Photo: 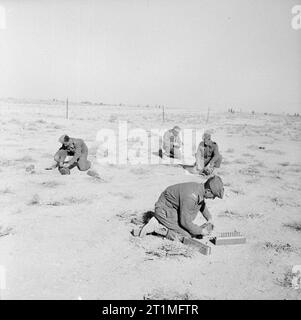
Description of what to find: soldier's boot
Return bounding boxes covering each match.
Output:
[138,217,168,237]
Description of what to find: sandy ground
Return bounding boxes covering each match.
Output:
[0,100,301,300]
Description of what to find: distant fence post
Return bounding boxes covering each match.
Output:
[206,107,210,124]
[162,105,165,122]
[66,98,69,119]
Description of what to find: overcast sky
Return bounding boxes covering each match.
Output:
[0,0,300,112]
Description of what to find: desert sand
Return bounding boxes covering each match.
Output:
[0,100,300,299]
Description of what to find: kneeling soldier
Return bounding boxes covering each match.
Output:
[46,135,91,174]
[138,176,224,242]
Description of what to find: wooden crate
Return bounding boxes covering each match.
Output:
[182,237,212,255]
[210,231,246,245]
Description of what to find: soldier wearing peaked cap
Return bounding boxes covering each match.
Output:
[45,134,91,174]
[194,132,222,175]
[160,126,183,159]
[136,176,224,242]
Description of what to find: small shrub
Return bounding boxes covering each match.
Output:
[283,222,301,232]
[28,194,40,205]
[263,241,295,253]
[41,181,62,188]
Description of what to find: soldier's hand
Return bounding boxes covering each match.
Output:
[205,222,214,231]
[204,164,214,175]
[200,222,214,236]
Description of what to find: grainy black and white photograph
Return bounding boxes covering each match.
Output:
[0,0,301,303]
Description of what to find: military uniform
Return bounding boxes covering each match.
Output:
[162,129,182,159]
[54,138,91,171]
[195,140,222,172]
[154,182,211,241]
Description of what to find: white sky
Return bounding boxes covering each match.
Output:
[0,0,300,112]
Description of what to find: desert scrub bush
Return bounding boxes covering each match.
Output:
[221,159,231,165]
[242,153,254,158]
[0,159,14,167]
[245,212,264,219]
[232,158,246,164]
[271,197,285,207]
[15,155,36,163]
[288,166,301,173]
[27,126,39,131]
[263,241,296,253]
[239,166,261,176]
[230,188,245,195]
[283,222,301,232]
[0,187,14,194]
[116,210,144,223]
[255,161,266,168]
[109,114,118,122]
[25,164,35,173]
[218,209,241,219]
[63,196,90,205]
[268,169,282,179]
[264,149,285,155]
[245,177,260,184]
[41,180,63,188]
[144,289,197,300]
[28,194,41,205]
[219,209,263,220]
[223,181,231,187]
[8,118,21,124]
[145,242,196,259]
[110,192,134,200]
[276,270,296,289]
[37,196,90,207]
[278,162,290,167]
[35,119,46,124]
[0,226,14,237]
[53,124,64,129]
[46,201,64,206]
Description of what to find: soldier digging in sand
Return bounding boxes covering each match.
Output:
[134,175,224,242]
[45,135,91,175]
[160,125,183,159]
[193,132,222,175]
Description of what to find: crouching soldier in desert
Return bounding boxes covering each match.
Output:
[160,125,183,159]
[194,132,222,175]
[137,176,224,242]
[46,135,91,174]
